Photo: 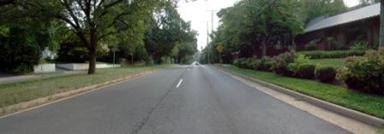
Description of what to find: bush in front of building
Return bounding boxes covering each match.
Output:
[233,58,245,68]
[305,41,318,51]
[288,54,315,79]
[257,57,273,71]
[233,58,259,70]
[350,41,369,51]
[315,66,336,83]
[299,50,365,59]
[271,51,297,76]
[245,58,259,70]
[295,64,316,79]
[337,49,384,95]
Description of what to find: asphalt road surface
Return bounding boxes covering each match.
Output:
[0,65,350,134]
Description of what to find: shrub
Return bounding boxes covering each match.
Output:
[299,50,365,59]
[288,54,314,79]
[271,51,296,76]
[305,41,318,51]
[233,58,258,69]
[295,64,316,79]
[257,57,273,71]
[337,49,384,95]
[288,54,310,72]
[239,58,248,68]
[315,66,336,82]
[327,37,346,50]
[233,58,245,68]
[245,58,259,69]
[350,41,369,51]
[0,25,45,74]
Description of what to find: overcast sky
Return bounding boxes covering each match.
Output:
[177,0,361,50]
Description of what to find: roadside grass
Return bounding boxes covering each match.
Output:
[219,65,384,119]
[0,65,166,108]
[309,58,345,68]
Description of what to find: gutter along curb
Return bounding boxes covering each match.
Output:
[216,66,384,127]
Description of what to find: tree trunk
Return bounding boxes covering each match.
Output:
[88,30,97,74]
[380,0,384,48]
[261,41,267,57]
[131,54,134,65]
[291,37,296,52]
[88,46,96,74]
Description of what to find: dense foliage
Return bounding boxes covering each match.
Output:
[315,66,336,83]
[298,50,366,59]
[200,0,304,64]
[337,49,384,95]
[233,49,384,95]
[0,0,197,74]
[0,21,52,73]
[145,1,197,64]
[199,0,355,64]
[271,52,297,76]
[233,52,334,84]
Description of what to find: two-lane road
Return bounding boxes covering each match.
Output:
[0,65,350,134]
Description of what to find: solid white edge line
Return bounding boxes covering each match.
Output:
[176,79,183,88]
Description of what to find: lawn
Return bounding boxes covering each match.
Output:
[309,58,345,68]
[0,65,166,108]
[219,65,384,119]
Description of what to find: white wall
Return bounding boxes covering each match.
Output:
[34,64,56,73]
[56,64,120,71]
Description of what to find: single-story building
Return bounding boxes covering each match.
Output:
[295,3,380,50]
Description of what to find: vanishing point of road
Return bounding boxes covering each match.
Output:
[0,65,350,134]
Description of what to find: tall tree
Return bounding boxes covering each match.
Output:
[145,1,197,64]
[10,0,159,74]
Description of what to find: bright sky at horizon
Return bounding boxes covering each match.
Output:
[177,0,361,51]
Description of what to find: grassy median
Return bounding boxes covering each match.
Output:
[219,65,384,119]
[0,65,166,108]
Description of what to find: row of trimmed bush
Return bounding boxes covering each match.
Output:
[234,49,384,95]
[298,50,365,59]
[233,52,337,84]
[337,49,384,95]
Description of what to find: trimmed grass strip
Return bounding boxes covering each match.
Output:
[220,65,384,119]
[0,66,166,108]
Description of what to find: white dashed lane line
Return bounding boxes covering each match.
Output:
[176,79,183,88]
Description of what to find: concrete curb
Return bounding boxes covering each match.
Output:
[216,66,384,127]
[0,71,155,119]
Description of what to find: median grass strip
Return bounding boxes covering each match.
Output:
[219,65,384,119]
[0,65,166,109]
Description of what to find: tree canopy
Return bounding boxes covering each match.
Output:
[0,0,198,74]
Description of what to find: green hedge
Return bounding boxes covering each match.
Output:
[233,52,339,84]
[337,49,384,95]
[315,66,336,83]
[298,50,365,59]
[233,50,384,96]
[271,52,296,76]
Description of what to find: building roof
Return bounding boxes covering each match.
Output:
[305,3,380,33]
